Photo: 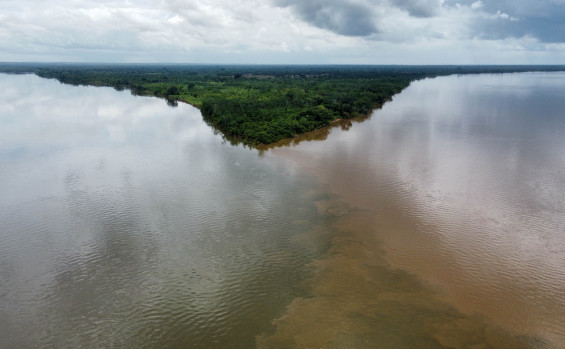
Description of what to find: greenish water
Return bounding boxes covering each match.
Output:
[1,72,564,348]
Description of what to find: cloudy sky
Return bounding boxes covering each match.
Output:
[1,0,564,64]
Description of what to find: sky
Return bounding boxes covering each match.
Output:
[1,0,564,64]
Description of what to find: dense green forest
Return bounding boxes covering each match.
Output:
[1,63,564,144]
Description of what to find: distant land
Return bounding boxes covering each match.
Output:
[1,63,564,145]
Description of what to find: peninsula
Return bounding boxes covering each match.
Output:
[1,64,563,145]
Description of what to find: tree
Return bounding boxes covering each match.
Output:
[166,85,179,96]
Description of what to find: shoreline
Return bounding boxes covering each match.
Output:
[4,64,564,147]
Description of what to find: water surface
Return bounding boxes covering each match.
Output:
[1,72,564,348]
[267,72,565,348]
[0,74,327,348]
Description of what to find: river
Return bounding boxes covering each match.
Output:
[1,72,564,348]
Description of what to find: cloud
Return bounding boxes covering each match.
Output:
[470,1,483,10]
[0,0,564,63]
[446,0,565,43]
[273,0,447,37]
[392,0,443,17]
[0,1,165,53]
[274,0,379,36]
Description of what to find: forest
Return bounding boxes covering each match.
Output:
[1,63,564,145]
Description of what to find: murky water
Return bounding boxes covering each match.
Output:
[1,72,564,348]
[266,72,565,348]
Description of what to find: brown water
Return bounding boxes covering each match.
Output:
[264,72,565,348]
[1,72,564,348]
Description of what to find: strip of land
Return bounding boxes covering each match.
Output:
[1,63,563,145]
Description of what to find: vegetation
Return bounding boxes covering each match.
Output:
[1,63,564,145]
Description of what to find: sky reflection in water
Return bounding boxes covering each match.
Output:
[0,74,324,348]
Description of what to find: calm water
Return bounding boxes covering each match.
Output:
[267,72,565,348]
[1,72,564,348]
[0,74,326,348]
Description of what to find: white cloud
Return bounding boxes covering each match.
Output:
[492,10,519,22]
[470,1,483,10]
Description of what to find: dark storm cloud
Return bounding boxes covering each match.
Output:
[446,0,565,43]
[274,0,379,36]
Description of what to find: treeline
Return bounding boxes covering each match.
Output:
[1,63,563,144]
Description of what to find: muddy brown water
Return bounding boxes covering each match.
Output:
[1,72,564,348]
[264,72,565,348]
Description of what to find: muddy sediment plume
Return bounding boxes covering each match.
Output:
[259,73,565,348]
[257,199,543,349]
